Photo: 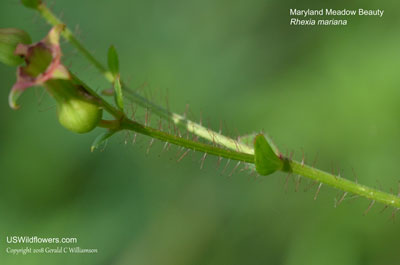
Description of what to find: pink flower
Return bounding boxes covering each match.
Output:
[9,24,70,109]
[8,24,103,133]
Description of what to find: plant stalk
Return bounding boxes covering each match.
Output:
[36,3,252,154]
[31,3,400,209]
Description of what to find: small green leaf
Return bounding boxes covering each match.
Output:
[114,75,124,111]
[107,45,119,78]
[91,131,116,152]
[254,134,283,175]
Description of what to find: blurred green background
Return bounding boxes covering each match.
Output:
[1,0,400,264]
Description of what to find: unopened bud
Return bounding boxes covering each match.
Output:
[46,80,103,134]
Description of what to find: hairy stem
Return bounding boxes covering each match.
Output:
[76,70,400,209]
[30,3,400,209]
[73,75,254,163]
[289,161,400,208]
[121,119,254,163]
[36,3,252,154]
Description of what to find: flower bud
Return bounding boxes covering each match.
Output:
[57,98,102,133]
[0,28,31,66]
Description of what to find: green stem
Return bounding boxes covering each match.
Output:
[289,161,400,208]
[35,3,253,155]
[70,73,123,119]
[121,118,254,163]
[71,75,254,163]
[37,4,114,82]
[30,3,400,209]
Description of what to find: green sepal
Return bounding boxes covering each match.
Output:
[254,134,283,176]
[114,75,124,111]
[107,45,119,78]
[91,130,116,152]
